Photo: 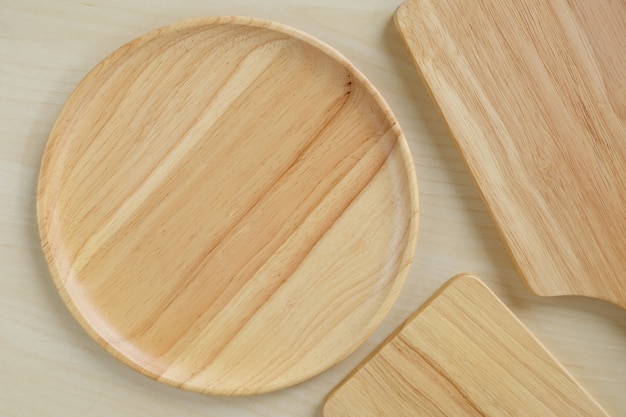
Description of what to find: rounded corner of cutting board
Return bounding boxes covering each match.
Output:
[320,273,612,417]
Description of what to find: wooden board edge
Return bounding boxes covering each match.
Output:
[393,2,571,302]
[322,272,611,416]
[322,272,478,416]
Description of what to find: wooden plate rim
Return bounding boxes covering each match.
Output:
[36,15,420,395]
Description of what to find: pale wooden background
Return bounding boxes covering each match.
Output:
[0,1,624,416]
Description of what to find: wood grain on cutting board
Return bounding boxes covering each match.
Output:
[395,0,626,307]
[324,275,609,417]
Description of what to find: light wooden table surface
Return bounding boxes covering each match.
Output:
[1,1,624,416]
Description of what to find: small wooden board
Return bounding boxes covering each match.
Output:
[395,0,626,307]
[324,274,609,417]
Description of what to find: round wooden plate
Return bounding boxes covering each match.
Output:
[37,16,418,395]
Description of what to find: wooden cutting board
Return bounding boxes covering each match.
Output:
[37,16,419,395]
[324,274,609,417]
[395,0,626,307]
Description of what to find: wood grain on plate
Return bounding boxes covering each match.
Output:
[324,274,610,417]
[395,0,626,307]
[36,16,418,395]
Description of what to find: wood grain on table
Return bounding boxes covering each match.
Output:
[1,1,624,416]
